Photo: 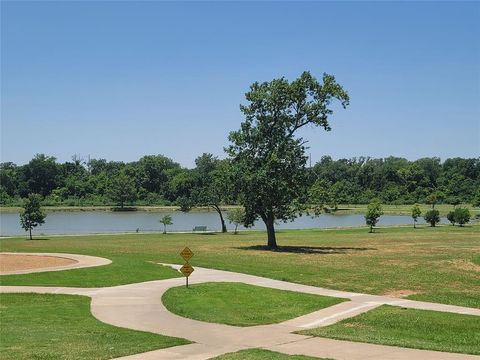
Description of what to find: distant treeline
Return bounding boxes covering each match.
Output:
[1,154,479,207]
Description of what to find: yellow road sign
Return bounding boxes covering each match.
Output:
[180,263,194,277]
[180,247,194,262]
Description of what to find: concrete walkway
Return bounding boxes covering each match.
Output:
[1,263,479,360]
[0,252,112,275]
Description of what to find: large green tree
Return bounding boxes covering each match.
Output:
[19,193,46,240]
[108,170,137,209]
[227,71,349,248]
[20,154,60,197]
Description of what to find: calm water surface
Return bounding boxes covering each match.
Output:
[0,210,445,236]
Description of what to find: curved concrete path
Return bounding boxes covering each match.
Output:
[0,252,112,275]
[1,263,479,360]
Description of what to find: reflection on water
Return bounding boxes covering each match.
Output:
[0,210,446,236]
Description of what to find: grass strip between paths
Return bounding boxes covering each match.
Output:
[212,348,331,359]
[0,293,190,360]
[162,282,347,326]
[297,305,480,355]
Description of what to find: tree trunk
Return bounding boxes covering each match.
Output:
[234,224,238,234]
[163,224,166,234]
[414,220,416,229]
[212,205,227,233]
[265,215,277,249]
[29,227,32,240]
[369,224,373,233]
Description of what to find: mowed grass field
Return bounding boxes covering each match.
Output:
[0,225,479,308]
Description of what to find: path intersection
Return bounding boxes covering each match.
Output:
[1,255,479,360]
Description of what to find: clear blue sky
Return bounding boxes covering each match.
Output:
[1,1,479,167]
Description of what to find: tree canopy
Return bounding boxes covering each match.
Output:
[227,71,349,248]
[1,153,479,215]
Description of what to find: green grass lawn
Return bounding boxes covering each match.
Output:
[162,282,346,326]
[0,293,189,360]
[213,349,329,359]
[1,226,479,308]
[298,305,480,355]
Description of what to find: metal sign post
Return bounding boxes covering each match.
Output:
[180,247,194,288]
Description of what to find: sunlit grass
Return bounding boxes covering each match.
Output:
[1,225,478,307]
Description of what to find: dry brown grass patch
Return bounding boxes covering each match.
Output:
[0,254,77,273]
[383,289,421,297]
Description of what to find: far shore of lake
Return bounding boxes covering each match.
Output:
[1,203,478,217]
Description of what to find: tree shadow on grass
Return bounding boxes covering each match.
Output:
[234,245,376,254]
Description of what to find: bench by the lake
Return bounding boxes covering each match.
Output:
[193,226,208,232]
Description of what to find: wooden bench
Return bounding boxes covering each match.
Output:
[193,226,208,232]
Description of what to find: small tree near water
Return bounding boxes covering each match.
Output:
[159,215,173,234]
[227,208,245,234]
[411,204,422,228]
[365,200,383,233]
[19,193,46,240]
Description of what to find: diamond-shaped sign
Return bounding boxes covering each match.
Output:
[180,247,194,262]
[180,263,194,277]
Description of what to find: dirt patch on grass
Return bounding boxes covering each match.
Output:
[383,289,420,298]
[380,259,419,268]
[444,259,480,273]
[0,254,78,273]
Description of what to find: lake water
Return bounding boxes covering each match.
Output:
[0,210,446,236]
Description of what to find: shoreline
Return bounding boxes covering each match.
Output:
[1,203,478,217]
[1,222,477,239]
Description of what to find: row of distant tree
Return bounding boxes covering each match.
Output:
[1,154,479,208]
[365,201,472,234]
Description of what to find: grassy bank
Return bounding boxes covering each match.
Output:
[0,293,189,360]
[298,305,480,355]
[1,203,478,216]
[1,226,478,308]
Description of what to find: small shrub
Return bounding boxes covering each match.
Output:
[454,207,471,226]
[424,209,440,227]
[447,211,456,226]
[177,197,192,212]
